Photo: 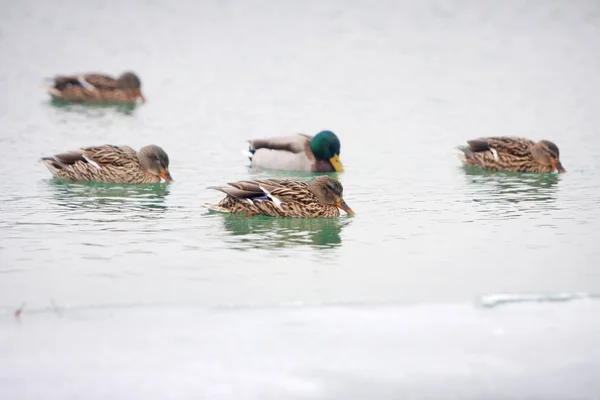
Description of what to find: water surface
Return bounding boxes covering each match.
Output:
[1,0,600,398]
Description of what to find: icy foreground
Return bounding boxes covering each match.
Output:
[1,300,599,399]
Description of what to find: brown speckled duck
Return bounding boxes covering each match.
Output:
[458,137,566,173]
[41,144,172,184]
[247,130,344,172]
[47,71,145,103]
[204,176,354,218]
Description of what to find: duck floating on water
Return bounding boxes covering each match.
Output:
[247,130,344,172]
[47,71,145,103]
[458,137,565,173]
[204,176,354,218]
[41,144,172,184]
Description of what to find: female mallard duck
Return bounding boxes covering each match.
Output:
[47,71,145,103]
[247,130,344,172]
[41,144,173,184]
[204,176,354,218]
[458,137,566,173]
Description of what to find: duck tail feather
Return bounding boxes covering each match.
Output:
[39,157,62,173]
[457,145,473,157]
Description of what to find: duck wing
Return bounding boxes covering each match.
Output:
[467,137,535,157]
[209,179,309,205]
[80,74,121,89]
[74,145,138,167]
[249,134,311,153]
[53,74,119,91]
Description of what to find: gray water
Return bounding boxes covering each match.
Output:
[1,0,600,398]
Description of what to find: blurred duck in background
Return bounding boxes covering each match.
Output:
[47,71,145,103]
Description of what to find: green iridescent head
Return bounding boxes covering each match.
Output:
[310,130,344,172]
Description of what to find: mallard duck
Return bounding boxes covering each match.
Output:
[246,130,344,172]
[458,137,566,173]
[47,71,145,103]
[40,144,173,184]
[204,176,354,218]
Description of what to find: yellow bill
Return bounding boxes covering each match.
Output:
[329,154,344,172]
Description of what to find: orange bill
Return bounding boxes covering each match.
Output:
[136,89,146,103]
[553,160,566,173]
[335,199,354,215]
[159,169,173,182]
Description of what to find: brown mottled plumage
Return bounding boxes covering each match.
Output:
[40,144,173,184]
[458,137,566,173]
[204,176,354,218]
[47,71,145,103]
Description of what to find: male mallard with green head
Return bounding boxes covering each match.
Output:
[458,137,566,173]
[204,176,354,218]
[47,71,145,103]
[247,130,344,172]
[41,144,172,184]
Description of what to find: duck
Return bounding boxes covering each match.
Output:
[246,130,344,172]
[204,176,354,218]
[47,71,145,103]
[40,144,173,184]
[458,137,566,173]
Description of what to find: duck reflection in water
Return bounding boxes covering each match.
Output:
[49,98,138,116]
[462,167,560,219]
[218,214,351,250]
[45,179,170,219]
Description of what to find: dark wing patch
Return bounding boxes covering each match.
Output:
[467,139,491,153]
[53,76,82,90]
[52,151,85,165]
[208,185,263,199]
[210,179,310,202]
[209,179,277,200]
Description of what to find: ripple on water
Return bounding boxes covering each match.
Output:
[41,179,171,221]
[460,167,563,221]
[212,213,353,251]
